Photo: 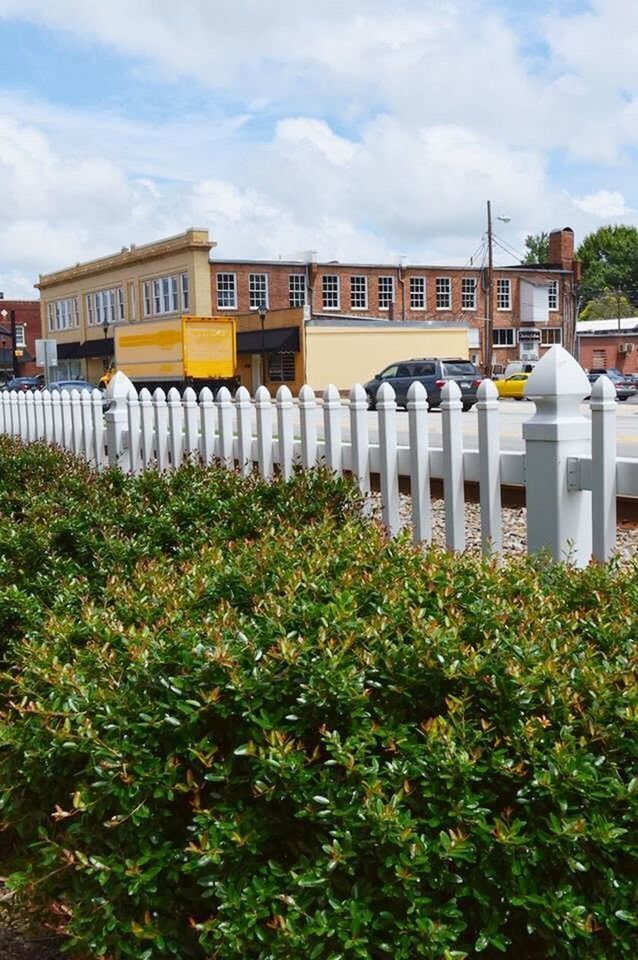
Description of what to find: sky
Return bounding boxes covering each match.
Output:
[0,0,637,298]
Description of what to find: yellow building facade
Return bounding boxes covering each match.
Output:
[36,229,214,382]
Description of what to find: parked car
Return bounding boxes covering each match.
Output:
[2,376,43,393]
[364,358,482,411]
[47,379,111,412]
[586,369,637,402]
[495,372,531,400]
[492,361,537,381]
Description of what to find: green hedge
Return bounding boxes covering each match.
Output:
[0,436,637,959]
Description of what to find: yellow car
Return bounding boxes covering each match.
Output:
[495,372,531,400]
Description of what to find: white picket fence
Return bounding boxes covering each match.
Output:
[1,346,637,567]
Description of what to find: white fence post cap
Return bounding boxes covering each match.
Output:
[105,370,135,399]
[525,345,589,401]
[477,378,498,401]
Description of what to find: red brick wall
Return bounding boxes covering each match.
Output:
[577,335,638,374]
[0,299,41,376]
[210,261,569,372]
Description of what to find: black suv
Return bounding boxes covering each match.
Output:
[364,358,482,411]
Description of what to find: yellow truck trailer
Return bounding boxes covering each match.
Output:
[102,315,239,393]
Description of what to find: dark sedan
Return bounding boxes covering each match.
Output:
[2,376,42,393]
[586,370,637,402]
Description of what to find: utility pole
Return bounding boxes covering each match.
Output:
[485,200,494,378]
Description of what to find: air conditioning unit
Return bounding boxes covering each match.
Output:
[618,342,635,354]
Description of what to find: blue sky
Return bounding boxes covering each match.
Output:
[0,0,636,297]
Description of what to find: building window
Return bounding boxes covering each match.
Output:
[351,275,368,310]
[289,274,305,307]
[86,287,124,326]
[129,281,137,321]
[436,277,451,309]
[378,276,394,311]
[47,297,79,331]
[14,325,26,347]
[268,351,296,382]
[461,277,477,310]
[216,273,237,309]
[541,327,562,346]
[496,278,511,310]
[493,328,516,347]
[249,273,268,309]
[592,348,606,368]
[140,272,189,318]
[322,274,339,309]
[410,277,426,309]
[548,279,559,311]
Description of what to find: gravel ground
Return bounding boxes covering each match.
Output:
[369,493,638,563]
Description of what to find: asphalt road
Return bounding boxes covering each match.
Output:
[310,396,638,458]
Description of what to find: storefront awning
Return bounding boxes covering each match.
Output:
[237,326,299,354]
[57,337,114,360]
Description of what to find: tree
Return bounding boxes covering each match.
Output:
[577,224,638,306]
[521,232,549,264]
[579,290,635,322]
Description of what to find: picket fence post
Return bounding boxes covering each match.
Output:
[255,385,273,478]
[476,379,502,557]
[276,385,294,481]
[407,381,431,544]
[217,387,234,469]
[590,375,617,563]
[299,384,318,469]
[323,384,343,476]
[153,388,169,471]
[183,387,199,461]
[523,345,592,566]
[104,371,135,470]
[235,385,253,476]
[198,387,216,464]
[349,384,370,505]
[441,380,465,553]
[127,390,142,475]
[167,387,184,470]
[377,381,400,536]
[139,388,154,469]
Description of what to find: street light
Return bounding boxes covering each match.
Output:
[101,313,113,373]
[257,302,267,387]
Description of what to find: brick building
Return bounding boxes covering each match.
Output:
[0,296,41,383]
[36,226,579,392]
[212,227,578,374]
[576,317,638,375]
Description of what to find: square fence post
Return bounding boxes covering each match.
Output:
[523,346,592,566]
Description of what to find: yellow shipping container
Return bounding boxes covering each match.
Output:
[113,316,237,388]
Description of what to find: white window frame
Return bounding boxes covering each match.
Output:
[181,273,189,312]
[410,277,426,310]
[436,277,451,310]
[350,275,368,310]
[541,327,562,346]
[47,297,79,332]
[461,277,477,311]
[496,278,511,311]
[289,274,305,308]
[249,273,269,310]
[492,328,516,347]
[378,276,395,311]
[130,281,137,322]
[322,274,340,310]
[216,272,237,310]
[14,325,26,347]
[548,279,559,311]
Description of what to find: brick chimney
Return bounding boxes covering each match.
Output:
[549,227,575,270]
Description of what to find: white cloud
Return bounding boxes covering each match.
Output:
[0,1,637,294]
[572,189,635,218]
